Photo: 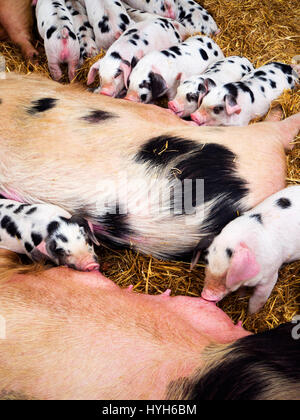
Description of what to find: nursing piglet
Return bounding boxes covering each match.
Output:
[36,0,80,81]
[169,56,254,118]
[124,0,176,19]
[87,17,188,97]
[0,199,99,271]
[65,0,98,61]
[83,0,132,51]
[125,35,224,103]
[175,0,219,36]
[194,62,299,126]
[0,0,38,61]
[201,186,300,314]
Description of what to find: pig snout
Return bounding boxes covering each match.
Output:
[84,262,100,272]
[168,100,184,117]
[100,84,116,97]
[191,110,210,125]
[124,91,140,102]
[201,287,224,303]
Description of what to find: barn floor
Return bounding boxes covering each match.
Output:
[0,0,299,333]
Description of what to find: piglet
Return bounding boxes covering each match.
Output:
[0,0,38,61]
[0,199,100,271]
[194,62,299,126]
[175,0,219,36]
[200,186,300,314]
[87,17,188,97]
[36,0,80,81]
[65,0,98,61]
[169,56,254,118]
[124,0,176,19]
[83,0,132,51]
[125,35,224,103]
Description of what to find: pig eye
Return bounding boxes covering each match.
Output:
[213,106,224,114]
[140,94,147,102]
[114,69,122,78]
[55,248,66,256]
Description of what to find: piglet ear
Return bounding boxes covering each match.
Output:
[35,240,51,258]
[87,221,100,246]
[226,242,260,289]
[87,61,100,85]
[120,61,131,89]
[225,94,241,115]
[149,68,168,100]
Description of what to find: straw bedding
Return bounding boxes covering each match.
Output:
[0,0,299,333]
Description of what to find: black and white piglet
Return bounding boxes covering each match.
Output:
[65,0,98,61]
[87,17,188,97]
[35,0,80,81]
[125,35,224,103]
[169,56,254,118]
[175,0,219,36]
[124,0,177,19]
[0,199,100,271]
[83,0,132,50]
[194,62,299,126]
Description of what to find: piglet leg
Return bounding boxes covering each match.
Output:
[248,273,278,314]
[48,61,62,81]
[277,112,300,150]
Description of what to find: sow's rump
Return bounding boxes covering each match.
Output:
[0,72,297,260]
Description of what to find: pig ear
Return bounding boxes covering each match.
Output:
[120,61,131,89]
[86,220,100,246]
[226,243,260,289]
[204,78,216,91]
[149,70,168,100]
[190,235,215,270]
[87,61,100,85]
[115,31,122,40]
[34,240,51,259]
[68,215,100,246]
[225,94,241,115]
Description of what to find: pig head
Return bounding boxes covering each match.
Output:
[0,72,298,261]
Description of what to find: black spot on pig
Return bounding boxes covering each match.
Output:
[61,16,70,21]
[236,82,255,103]
[84,21,93,29]
[186,92,199,103]
[170,46,182,56]
[97,203,132,240]
[120,13,130,25]
[98,16,109,33]
[13,204,30,214]
[26,207,37,215]
[47,221,60,235]
[136,136,196,167]
[82,110,117,123]
[56,234,68,243]
[46,26,57,39]
[225,83,238,99]
[269,80,276,88]
[250,213,263,224]
[276,198,291,209]
[129,39,137,46]
[6,204,14,209]
[72,10,79,16]
[271,62,293,75]
[226,248,233,258]
[125,28,138,36]
[199,49,209,60]
[25,242,34,253]
[255,71,266,77]
[28,98,58,115]
[1,215,22,239]
[110,51,121,60]
[31,232,43,246]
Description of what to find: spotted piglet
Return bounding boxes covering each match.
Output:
[175,0,219,36]
[125,6,158,23]
[65,0,98,62]
[0,199,100,271]
[200,186,300,314]
[36,0,80,81]
[194,62,299,126]
[87,17,188,97]
[124,0,177,19]
[83,0,132,51]
[169,56,254,118]
[125,35,224,103]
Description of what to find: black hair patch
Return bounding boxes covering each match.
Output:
[81,110,117,123]
[47,221,60,236]
[250,213,263,224]
[46,25,57,39]
[27,98,58,115]
[4,218,22,239]
[31,232,43,246]
[25,207,37,215]
[135,136,197,167]
[188,323,300,400]
[97,204,132,240]
[276,197,291,209]
[13,204,30,214]
[25,242,34,253]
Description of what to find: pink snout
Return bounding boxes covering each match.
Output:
[124,91,140,102]
[201,288,223,303]
[100,85,116,97]
[84,262,100,272]
[191,110,209,125]
[168,100,184,117]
